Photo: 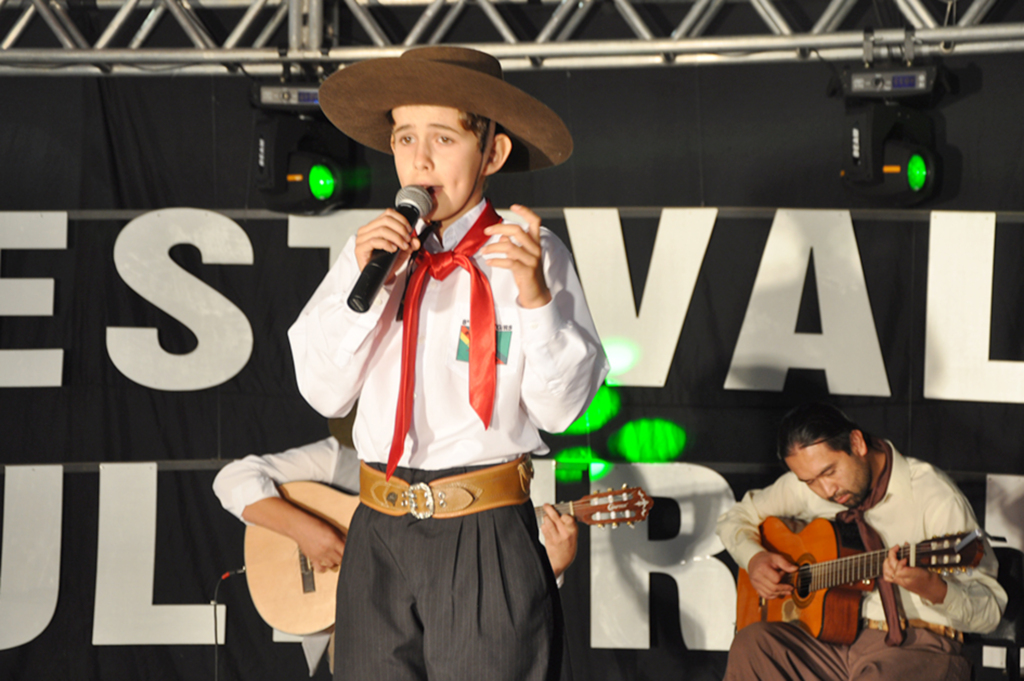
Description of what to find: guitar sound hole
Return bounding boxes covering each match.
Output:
[795,567,812,598]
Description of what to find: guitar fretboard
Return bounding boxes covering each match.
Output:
[534,501,575,520]
[787,534,973,594]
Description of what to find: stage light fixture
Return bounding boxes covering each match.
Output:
[840,101,939,206]
[254,111,368,215]
[256,85,321,111]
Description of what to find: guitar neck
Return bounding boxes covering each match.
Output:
[783,547,890,592]
[534,501,575,519]
[533,487,652,528]
[783,534,975,593]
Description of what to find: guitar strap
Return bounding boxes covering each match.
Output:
[835,441,905,647]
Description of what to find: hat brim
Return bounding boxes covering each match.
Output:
[318,58,572,172]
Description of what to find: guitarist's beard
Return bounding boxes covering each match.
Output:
[831,456,872,508]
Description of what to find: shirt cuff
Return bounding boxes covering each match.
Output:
[935,576,964,617]
[229,478,281,524]
[732,539,769,572]
[518,296,566,346]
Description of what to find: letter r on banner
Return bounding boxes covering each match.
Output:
[590,463,736,651]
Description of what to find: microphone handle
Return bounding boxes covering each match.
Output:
[346,204,422,313]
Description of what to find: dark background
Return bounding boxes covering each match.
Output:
[2,13,1024,678]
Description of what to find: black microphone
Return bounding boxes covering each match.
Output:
[347,185,435,313]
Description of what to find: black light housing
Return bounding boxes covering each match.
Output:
[254,112,367,215]
[841,102,939,205]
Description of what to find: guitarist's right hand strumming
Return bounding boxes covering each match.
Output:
[746,550,798,600]
[242,495,347,573]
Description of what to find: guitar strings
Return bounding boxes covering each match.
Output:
[794,543,965,594]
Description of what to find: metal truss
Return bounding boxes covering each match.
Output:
[1,0,1023,76]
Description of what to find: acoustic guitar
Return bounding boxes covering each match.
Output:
[244,481,653,635]
[735,516,985,644]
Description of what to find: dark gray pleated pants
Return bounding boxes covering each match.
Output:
[333,463,565,681]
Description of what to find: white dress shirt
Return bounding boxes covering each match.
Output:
[716,443,1007,634]
[288,199,609,470]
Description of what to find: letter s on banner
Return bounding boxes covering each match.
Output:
[106,209,254,391]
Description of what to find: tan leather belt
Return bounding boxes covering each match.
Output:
[359,454,533,519]
[863,618,963,642]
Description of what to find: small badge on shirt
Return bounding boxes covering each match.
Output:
[456,321,511,365]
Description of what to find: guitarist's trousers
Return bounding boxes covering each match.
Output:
[333,462,566,681]
[723,621,970,681]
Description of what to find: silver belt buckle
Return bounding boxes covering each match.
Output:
[406,482,435,519]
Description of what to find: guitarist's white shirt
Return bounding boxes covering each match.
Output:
[213,436,360,523]
[716,442,1007,634]
[213,436,359,676]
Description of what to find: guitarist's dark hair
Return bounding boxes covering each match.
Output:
[777,402,882,460]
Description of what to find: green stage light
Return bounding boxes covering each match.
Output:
[841,102,939,206]
[602,337,641,385]
[554,447,613,484]
[557,385,620,435]
[308,164,337,200]
[589,460,613,481]
[608,418,687,463]
[255,112,364,215]
[907,154,927,192]
[345,166,372,191]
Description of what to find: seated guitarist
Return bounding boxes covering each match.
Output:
[212,414,580,676]
[716,402,1006,681]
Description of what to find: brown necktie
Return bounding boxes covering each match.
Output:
[835,441,904,646]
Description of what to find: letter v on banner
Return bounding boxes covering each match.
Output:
[564,208,716,387]
[924,211,1024,402]
[725,209,890,396]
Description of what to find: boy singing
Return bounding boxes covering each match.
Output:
[288,46,608,680]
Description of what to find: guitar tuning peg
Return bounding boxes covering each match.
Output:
[611,523,619,529]
[606,487,612,492]
[621,483,627,489]
[627,522,634,528]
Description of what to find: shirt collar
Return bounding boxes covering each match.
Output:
[423,199,489,253]
[876,440,911,507]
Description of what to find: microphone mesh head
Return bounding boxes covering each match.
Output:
[395,185,434,217]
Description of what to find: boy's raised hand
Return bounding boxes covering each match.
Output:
[482,204,552,309]
[354,209,421,282]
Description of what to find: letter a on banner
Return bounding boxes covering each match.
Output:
[725,209,890,396]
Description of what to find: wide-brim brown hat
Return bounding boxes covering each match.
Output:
[318,46,572,172]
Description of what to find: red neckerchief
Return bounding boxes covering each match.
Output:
[836,441,904,646]
[385,201,502,480]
